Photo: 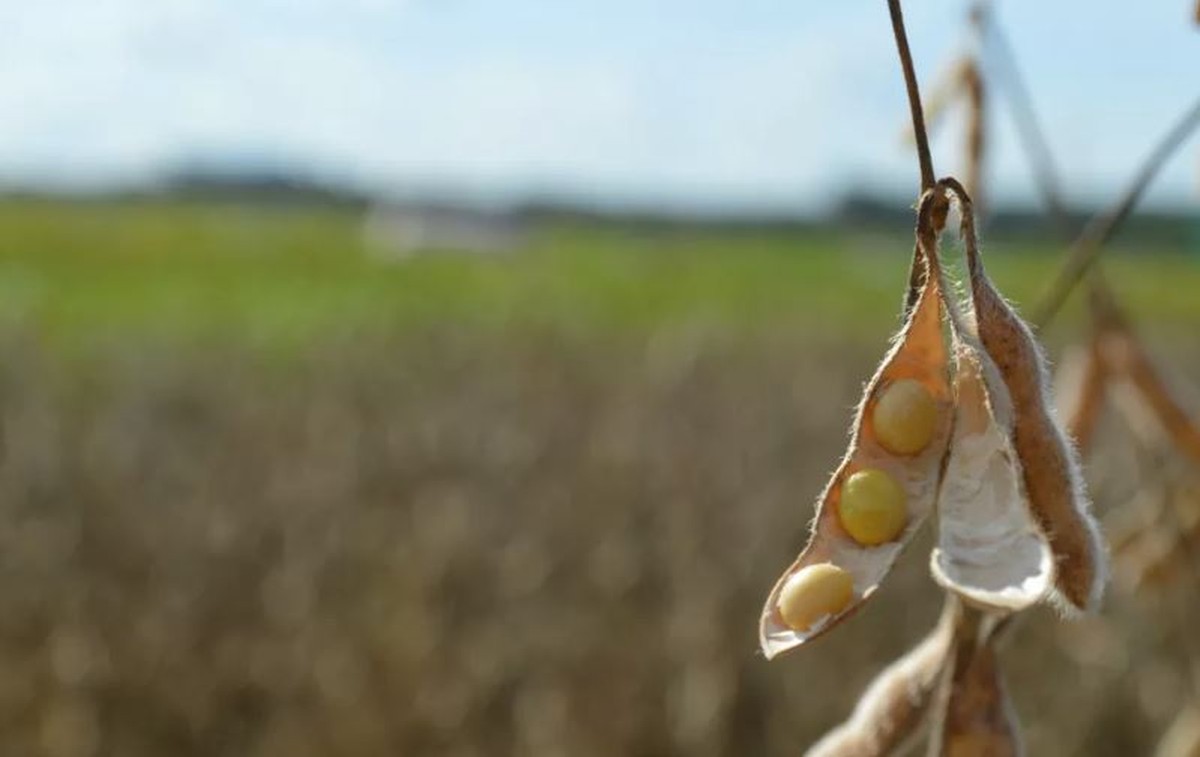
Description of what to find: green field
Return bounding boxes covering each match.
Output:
[1,199,1197,350]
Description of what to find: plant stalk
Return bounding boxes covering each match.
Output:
[1030,96,1200,329]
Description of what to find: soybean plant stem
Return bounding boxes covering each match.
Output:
[888,0,935,193]
[887,4,994,697]
[979,6,1121,323]
[1030,95,1200,329]
[978,4,1072,238]
[887,0,940,316]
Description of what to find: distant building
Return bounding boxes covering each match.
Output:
[363,204,527,260]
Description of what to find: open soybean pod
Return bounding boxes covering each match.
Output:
[931,336,1054,612]
[759,224,954,659]
[943,178,1107,613]
[930,637,1024,757]
[916,195,1053,612]
[805,603,957,757]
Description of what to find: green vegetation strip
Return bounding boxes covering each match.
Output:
[0,200,1196,350]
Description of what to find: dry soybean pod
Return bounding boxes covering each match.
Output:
[930,340,1054,612]
[805,602,957,757]
[930,636,1024,757]
[759,220,954,658]
[944,176,1106,613]
[914,188,1053,613]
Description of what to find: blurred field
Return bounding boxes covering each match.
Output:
[1,199,1199,755]
[2,199,1199,347]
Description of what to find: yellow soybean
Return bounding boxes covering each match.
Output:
[777,563,855,632]
[873,379,938,455]
[839,468,908,545]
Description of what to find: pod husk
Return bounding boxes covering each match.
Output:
[759,247,954,658]
[910,187,1053,612]
[931,338,1054,612]
[805,603,957,757]
[931,636,1024,757]
[942,178,1106,613]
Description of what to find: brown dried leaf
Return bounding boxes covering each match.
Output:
[943,178,1106,613]
[805,604,957,757]
[760,249,954,658]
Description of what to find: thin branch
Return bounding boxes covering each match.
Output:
[888,0,936,192]
[978,4,1072,237]
[961,60,986,219]
[888,0,940,315]
[987,9,1200,492]
[1030,95,1200,329]
[981,5,1120,323]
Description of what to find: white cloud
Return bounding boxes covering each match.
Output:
[0,0,1195,210]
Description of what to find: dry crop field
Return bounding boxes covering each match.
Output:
[0,200,1198,755]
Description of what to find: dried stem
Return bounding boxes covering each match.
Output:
[806,602,958,757]
[1030,95,1200,329]
[978,4,1071,237]
[888,0,944,315]
[964,59,984,220]
[1103,329,1200,466]
[980,5,1123,318]
[984,8,1200,462]
[980,5,1113,342]
[889,0,935,193]
[925,599,1024,757]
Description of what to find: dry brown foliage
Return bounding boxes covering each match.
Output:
[0,323,1194,755]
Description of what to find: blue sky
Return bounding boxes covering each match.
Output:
[1,0,1197,212]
